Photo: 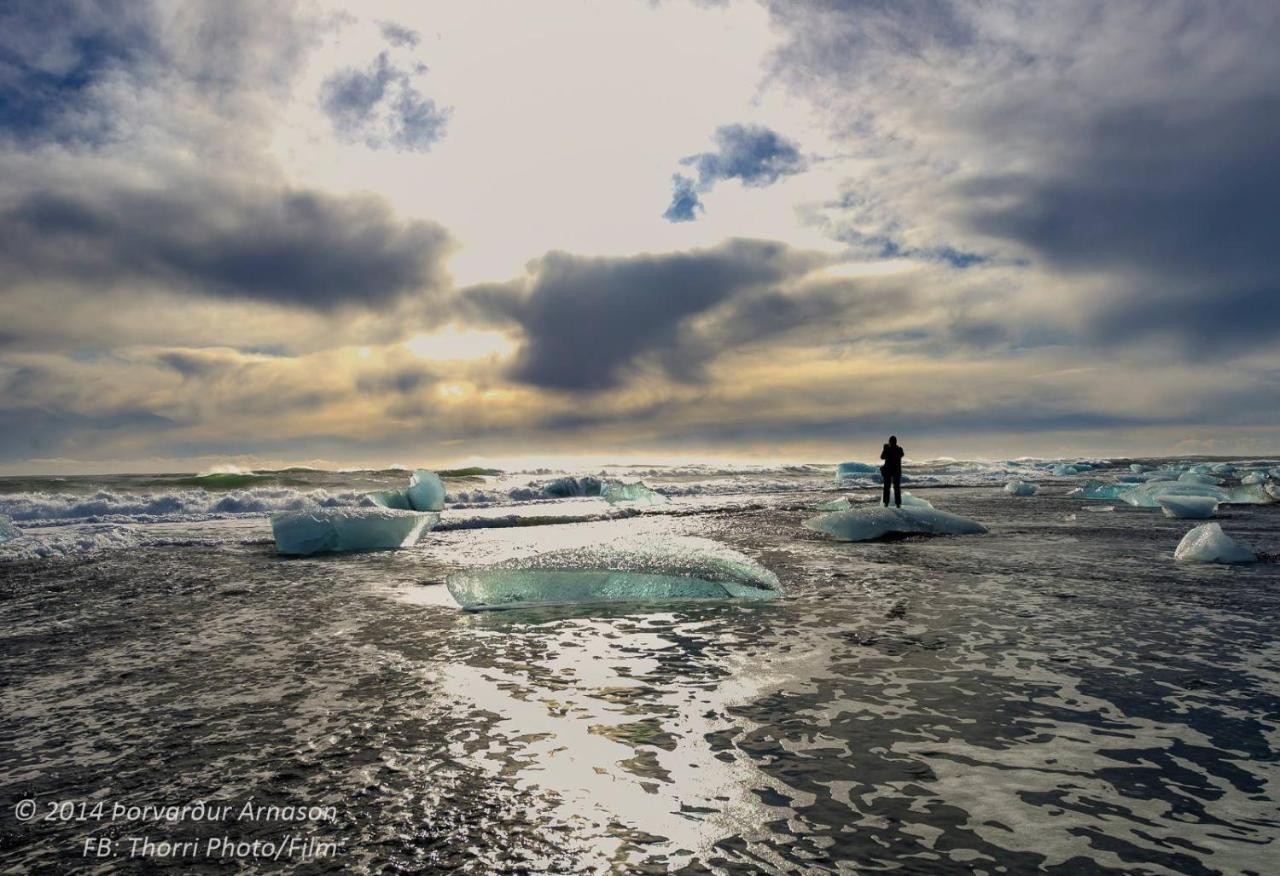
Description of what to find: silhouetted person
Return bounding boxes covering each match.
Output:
[880,435,904,508]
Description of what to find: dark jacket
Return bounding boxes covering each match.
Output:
[880,443,905,474]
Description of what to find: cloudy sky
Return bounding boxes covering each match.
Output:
[1,0,1277,473]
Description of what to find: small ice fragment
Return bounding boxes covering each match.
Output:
[1156,495,1218,519]
[1129,464,1149,472]
[407,469,446,511]
[1084,505,1115,513]
[272,508,435,555]
[1051,464,1082,476]
[601,481,668,506]
[1240,472,1268,485]
[1067,481,1132,500]
[816,497,853,512]
[898,492,934,508]
[1174,523,1256,564]
[803,506,987,542]
[1004,480,1038,496]
[0,514,19,544]
[445,536,784,610]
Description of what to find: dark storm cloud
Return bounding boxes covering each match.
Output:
[664,124,807,221]
[320,51,449,151]
[0,182,453,309]
[465,239,830,390]
[964,99,1280,354]
[764,0,1280,358]
[0,407,174,462]
[0,0,159,144]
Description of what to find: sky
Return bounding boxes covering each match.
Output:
[1,0,1278,473]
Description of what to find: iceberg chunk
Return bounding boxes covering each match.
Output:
[1224,484,1278,505]
[445,536,784,610]
[0,514,19,544]
[406,469,446,511]
[1004,480,1038,496]
[816,497,853,511]
[1174,523,1257,564]
[543,475,603,498]
[1240,472,1269,485]
[601,481,669,506]
[1129,464,1150,472]
[1178,471,1223,485]
[366,489,414,510]
[1050,464,1083,476]
[272,508,435,555]
[897,492,934,508]
[835,462,879,480]
[804,506,987,542]
[1119,481,1229,508]
[1156,495,1218,519]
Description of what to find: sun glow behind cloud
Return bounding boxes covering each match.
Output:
[403,328,515,361]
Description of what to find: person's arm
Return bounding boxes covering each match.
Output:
[880,446,887,461]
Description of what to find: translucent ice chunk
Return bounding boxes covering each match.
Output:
[816,497,853,511]
[445,536,784,610]
[1240,472,1268,485]
[366,489,414,510]
[1051,464,1083,476]
[271,508,435,555]
[1004,480,1038,496]
[898,492,934,508]
[1174,523,1256,564]
[0,514,19,544]
[835,462,879,480]
[1129,464,1150,472]
[1178,471,1223,485]
[1119,482,1229,508]
[803,506,987,542]
[407,469,446,511]
[1224,484,1278,505]
[543,476,603,498]
[1156,495,1218,519]
[601,481,669,506]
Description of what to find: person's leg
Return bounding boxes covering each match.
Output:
[883,476,890,506]
[893,473,902,507]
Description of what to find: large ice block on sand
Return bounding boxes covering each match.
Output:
[1004,480,1038,496]
[272,508,435,555]
[1156,495,1218,519]
[601,481,669,506]
[543,475,603,498]
[445,536,784,610]
[1174,523,1256,564]
[804,506,987,542]
[407,469,446,511]
[0,514,19,544]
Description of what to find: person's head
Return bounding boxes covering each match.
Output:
[888,435,898,445]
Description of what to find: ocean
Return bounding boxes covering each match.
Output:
[2,458,1278,872]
